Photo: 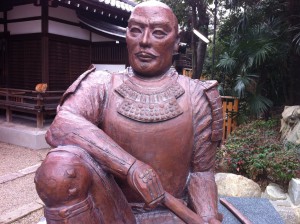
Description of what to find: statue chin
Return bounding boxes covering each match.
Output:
[131,65,171,80]
[128,56,172,79]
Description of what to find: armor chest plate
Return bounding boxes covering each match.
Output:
[102,72,194,200]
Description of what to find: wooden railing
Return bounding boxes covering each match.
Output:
[221,96,239,141]
[182,68,193,78]
[0,88,239,138]
[0,88,64,128]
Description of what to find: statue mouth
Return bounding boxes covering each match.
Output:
[135,52,157,61]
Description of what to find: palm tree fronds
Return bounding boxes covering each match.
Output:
[217,52,237,72]
[248,94,273,117]
[234,73,258,98]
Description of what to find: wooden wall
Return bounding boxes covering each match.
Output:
[6,34,128,90]
[1,3,129,91]
[48,35,91,90]
[5,34,91,90]
[8,34,42,89]
[92,41,128,65]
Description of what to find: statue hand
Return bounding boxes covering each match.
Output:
[208,218,222,224]
[208,213,223,224]
[127,160,165,208]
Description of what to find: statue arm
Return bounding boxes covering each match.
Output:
[46,69,136,178]
[188,80,223,223]
[46,68,165,206]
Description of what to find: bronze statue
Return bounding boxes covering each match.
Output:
[35,1,223,223]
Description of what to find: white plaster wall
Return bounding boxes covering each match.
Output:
[49,6,78,23]
[49,6,115,42]
[8,20,41,34]
[49,20,90,40]
[91,32,114,42]
[7,4,41,20]
[4,4,117,43]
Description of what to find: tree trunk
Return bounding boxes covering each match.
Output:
[193,0,209,80]
[191,2,197,79]
[196,40,207,79]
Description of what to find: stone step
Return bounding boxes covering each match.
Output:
[0,165,44,224]
[0,116,50,150]
[0,201,43,224]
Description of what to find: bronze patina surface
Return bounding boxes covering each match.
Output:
[34,1,223,223]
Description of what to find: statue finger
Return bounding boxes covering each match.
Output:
[147,178,158,201]
[149,177,165,205]
[147,170,163,199]
[147,191,165,208]
[140,170,157,201]
[155,176,165,197]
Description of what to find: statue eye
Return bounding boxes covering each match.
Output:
[129,27,142,35]
[153,30,167,39]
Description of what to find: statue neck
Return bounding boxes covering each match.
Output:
[128,67,176,87]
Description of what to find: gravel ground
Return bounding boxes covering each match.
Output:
[0,141,50,223]
[0,142,49,176]
[0,173,41,215]
[12,209,44,224]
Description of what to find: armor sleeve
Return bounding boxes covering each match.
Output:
[188,79,223,222]
[46,66,136,178]
[190,79,223,172]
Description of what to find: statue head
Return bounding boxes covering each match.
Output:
[126,1,180,78]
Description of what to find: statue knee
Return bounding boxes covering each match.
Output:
[35,150,92,207]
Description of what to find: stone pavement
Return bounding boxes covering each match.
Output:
[0,141,50,224]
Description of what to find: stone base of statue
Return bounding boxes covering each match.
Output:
[219,197,284,224]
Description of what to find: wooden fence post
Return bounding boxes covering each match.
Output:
[36,93,44,128]
[5,89,12,122]
[221,96,239,141]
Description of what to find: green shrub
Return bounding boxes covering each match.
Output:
[216,119,300,187]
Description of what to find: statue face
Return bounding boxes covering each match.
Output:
[126,3,179,78]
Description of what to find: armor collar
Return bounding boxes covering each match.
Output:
[115,67,185,123]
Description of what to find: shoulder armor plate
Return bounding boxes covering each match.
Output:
[202,80,223,142]
[59,65,96,106]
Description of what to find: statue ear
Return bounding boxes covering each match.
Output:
[173,36,180,54]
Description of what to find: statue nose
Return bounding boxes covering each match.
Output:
[140,29,151,47]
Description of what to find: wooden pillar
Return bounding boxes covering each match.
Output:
[3,11,7,33]
[3,11,9,88]
[39,0,49,128]
[41,0,49,85]
[89,31,92,65]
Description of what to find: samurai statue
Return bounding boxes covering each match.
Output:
[35,1,223,223]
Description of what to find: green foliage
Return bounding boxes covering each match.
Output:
[214,0,300,117]
[247,93,273,117]
[216,119,300,187]
[160,0,191,28]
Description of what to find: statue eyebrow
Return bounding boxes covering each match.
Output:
[128,18,172,32]
[128,18,145,26]
[149,21,172,33]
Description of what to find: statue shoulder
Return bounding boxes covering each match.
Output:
[60,65,113,106]
[186,78,219,98]
[190,79,219,99]
[197,80,221,110]
[193,79,219,91]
